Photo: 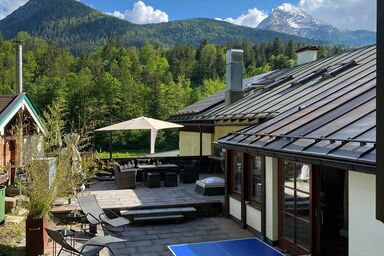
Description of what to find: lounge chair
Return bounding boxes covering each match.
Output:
[78,195,129,233]
[45,228,126,256]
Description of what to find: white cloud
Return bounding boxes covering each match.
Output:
[0,0,28,20]
[107,1,168,24]
[216,8,268,28]
[109,10,124,20]
[298,0,376,31]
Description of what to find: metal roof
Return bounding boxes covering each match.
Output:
[169,71,274,121]
[218,45,377,171]
[174,90,225,116]
[0,95,16,113]
[0,93,45,134]
[170,45,375,124]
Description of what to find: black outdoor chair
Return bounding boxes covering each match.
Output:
[45,228,126,256]
[78,195,130,233]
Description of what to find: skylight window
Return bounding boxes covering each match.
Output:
[265,75,294,89]
[291,68,327,86]
[246,75,293,92]
[322,60,357,78]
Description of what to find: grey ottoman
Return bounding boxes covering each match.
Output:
[147,172,161,188]
[164,172,178,187]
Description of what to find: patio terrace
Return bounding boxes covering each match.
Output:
[52,173,224,215]
[45,216,255,256]
[45,173,259,256]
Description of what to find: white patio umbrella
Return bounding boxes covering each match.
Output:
[96,116,183,154]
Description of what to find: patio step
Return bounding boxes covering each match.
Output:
[133,214,184,224]
[120,207,197,222]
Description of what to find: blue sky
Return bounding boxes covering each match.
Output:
[81,0,298,21]
[0,0,377,31]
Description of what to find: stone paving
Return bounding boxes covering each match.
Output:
[46,173,239,256]
[105,217,254,256]
[45,217,254,256]
[53,174,224,212]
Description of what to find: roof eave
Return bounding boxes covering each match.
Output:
[218,140,376,174]
[0,93,46,135]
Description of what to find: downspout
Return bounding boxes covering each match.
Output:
[376,0,384,222]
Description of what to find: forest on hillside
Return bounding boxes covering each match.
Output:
[0,0,315,52]
[0,32,345,152]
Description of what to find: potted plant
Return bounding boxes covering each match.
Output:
[14,102,93,255]
[5,173,22,197]
[0,166,9,185]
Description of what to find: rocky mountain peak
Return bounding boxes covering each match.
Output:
[275,3,306,16]
[257,3,374,46]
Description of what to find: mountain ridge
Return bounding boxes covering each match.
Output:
[0,0,374,52]
[0,0,319,52]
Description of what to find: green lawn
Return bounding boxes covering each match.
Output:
[97,150,147,159]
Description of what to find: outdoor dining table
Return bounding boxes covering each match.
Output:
[137,164,179,182]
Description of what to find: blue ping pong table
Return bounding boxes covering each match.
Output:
[168,237,285,256]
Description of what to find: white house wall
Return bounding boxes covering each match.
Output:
[349,171,384,256]
[229,196,241,220]
[246,205,261,231]
[179,131,212,156]
[265,156,279,242]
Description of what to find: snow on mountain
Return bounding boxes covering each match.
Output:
[276,3,306,16]
[258,3,375,46]
[259,3,335,39]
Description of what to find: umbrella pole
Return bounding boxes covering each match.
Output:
[150,129,158,154]
[199,125,202,173]
[109,115,113,160]
[109,131,112,160]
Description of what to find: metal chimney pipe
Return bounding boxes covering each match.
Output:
[225,49,244,106]
[14,41,24,170]
[15,41,23,94]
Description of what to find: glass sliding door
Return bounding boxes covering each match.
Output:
[247,155,263,206]
[230,151,242,196]
[280,160,312,254]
